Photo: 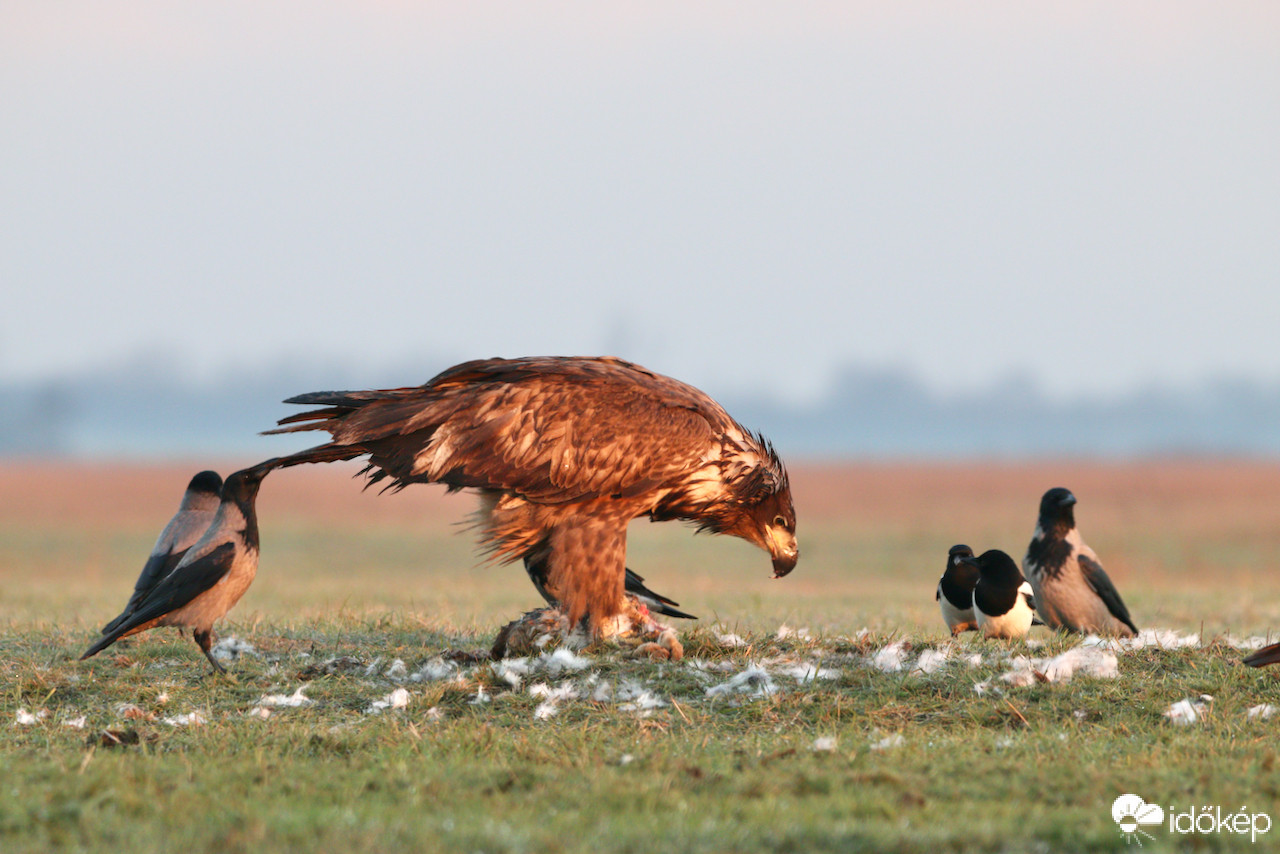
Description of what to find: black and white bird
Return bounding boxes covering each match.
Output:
[622,568,696,620]
[523,555,696,620]
[82,463,272,673]
[101,470,223,636]
[936,544,979,635]
[963,549,1039,639]
[1023,487,1138,638]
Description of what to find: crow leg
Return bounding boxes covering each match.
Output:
[193,629,226,673]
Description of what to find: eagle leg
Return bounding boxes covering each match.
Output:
[542,517,627,636]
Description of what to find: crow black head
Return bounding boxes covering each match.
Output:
[1037,487,1077,530]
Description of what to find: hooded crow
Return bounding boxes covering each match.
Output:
[522,555,696,620]
[101,470,223,636]
[964,549,1039,639]
[1024,487,1138,638]
[1243,643,1280,668]
[936,544,979,635]
[82,462,272,673]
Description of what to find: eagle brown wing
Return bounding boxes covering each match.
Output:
[273,357,733,504]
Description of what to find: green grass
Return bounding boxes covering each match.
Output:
[6,482,1280,852]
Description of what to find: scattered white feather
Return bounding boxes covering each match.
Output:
[973,680,995,696]
[1082,629,1200,651]
[424,707,445,721]
[768,659,839,682]
[706,665,777,699]
[776,625,811,641]
[385,659,408,681]
[871,733,905,751]
[715,632,749,648]
[528,682,579,702]
[247,707,272,720]
[63,716,87,730]
[999,657,1041,687]
[1232,636,1274,651]
[163,711,206,727]
[1164,695,1213,726]
[363,657,383,677]
[469,686,491,705]
[14,708,46,726]
[615,681,667,712]
[538,648,593,676]
[912,648,951,675]
[962,653,983,668]
[812,736,838,752]
[1248,704,1278,721]
[366,687,411,714]
[412,658,458,682]
[211,637,256,661]
[1043,647,1119,682]
[254,686,313,708]
[592,681,614,702]
[869,641,910,673]
[529,681,579,720]
[686,657,737,673]
[999,646,1119,685]
[492,658,530,687]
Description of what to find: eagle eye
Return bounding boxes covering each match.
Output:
[772,515,788,528]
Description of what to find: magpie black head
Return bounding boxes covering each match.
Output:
[187,470,223,496]
[944,544,978,586]
[960,549,1024,589]
[1037,487,1077,531]
[940,544,980,606]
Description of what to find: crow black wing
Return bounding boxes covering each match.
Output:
[1078,554,1138,635]
[82,543,236,659]
[101,547,189,634]
[1243,642,1280,668]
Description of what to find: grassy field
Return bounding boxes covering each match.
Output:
[4,459,1280,852]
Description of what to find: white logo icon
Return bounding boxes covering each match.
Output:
[1113,794,1165,846]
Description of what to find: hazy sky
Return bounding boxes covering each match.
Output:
[3,2,1277,403]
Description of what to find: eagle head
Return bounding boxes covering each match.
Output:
[700,434,798,577]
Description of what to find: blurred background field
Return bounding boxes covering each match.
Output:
[7,459,1280,643]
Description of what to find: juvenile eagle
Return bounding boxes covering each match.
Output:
[264,356,798,632]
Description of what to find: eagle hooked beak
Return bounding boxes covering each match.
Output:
[768,528,799,578]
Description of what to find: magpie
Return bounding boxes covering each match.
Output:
[962,549,1040,639]
[82,462,273,673]
[101,470,223,635]
[1023,487,1138,637]
[936,544,979,635]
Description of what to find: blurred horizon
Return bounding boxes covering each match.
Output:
[5,353,1280,460]
[4,2,1278,455]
